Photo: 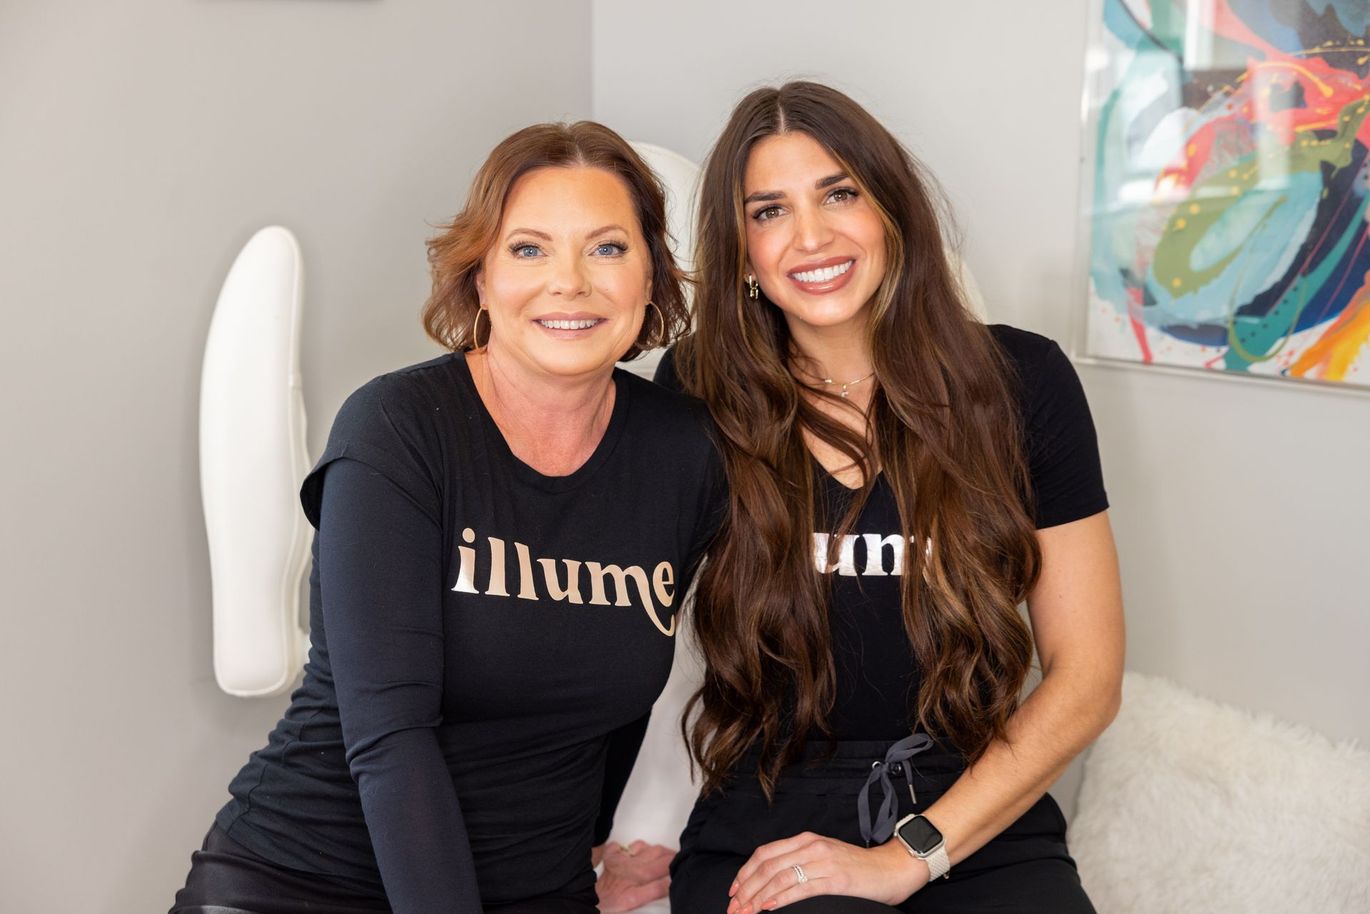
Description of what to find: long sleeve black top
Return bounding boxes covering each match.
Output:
[215,353,726,912]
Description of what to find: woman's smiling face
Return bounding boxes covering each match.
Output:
[477,165,652,381]
[742,132,888,343]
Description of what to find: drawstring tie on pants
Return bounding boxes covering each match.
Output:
[857,733,932,845]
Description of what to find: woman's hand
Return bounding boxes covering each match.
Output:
[596,840,675,913]
[726,832,925,912]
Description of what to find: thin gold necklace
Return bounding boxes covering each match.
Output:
[820,370,877,398]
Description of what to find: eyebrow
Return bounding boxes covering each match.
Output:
[504,224,629,242]
[505,228,552,241]
[744,173,850,205]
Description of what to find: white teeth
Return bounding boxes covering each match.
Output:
[538,318,599,330]
[791,260,853,284]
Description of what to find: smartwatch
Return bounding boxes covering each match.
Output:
[893,813,951,881]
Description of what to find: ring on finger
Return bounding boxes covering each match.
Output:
[792,863,809,885]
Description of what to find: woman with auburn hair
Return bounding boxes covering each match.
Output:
[658,82,1124,913]
[171,122,725,914]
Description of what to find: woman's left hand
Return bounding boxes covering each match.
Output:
[726,832,925,913]
[596,840,675,913]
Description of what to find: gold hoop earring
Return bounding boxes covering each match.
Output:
[643,301,666,347]
[746,275,760,300]
[470,308,490,349]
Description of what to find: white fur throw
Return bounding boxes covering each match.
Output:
[1070,672,1370,912]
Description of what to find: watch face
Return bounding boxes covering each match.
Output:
[898,815,943,854]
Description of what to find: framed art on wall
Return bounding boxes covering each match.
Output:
[1080,0,1370,389]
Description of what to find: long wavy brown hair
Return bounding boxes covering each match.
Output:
[675,82,1042,797]
[423,121,690,358]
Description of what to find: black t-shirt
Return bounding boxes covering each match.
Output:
[656,325,1107,741]
[216,353,726,912]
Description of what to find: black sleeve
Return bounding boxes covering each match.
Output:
[1021,340,1109,529]
[301,380,440,530]
[592,712,651,845]
[318,459,483,914]
[305,380,483,914]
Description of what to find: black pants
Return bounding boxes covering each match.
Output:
[170,824,598,914]
[670,740,1094,914]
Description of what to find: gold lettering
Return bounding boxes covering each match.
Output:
[652,561,675,608]
[514,541,538,601]
[453,527,479,593]
[537,558,584,604]
[586,562,673,636]
[485,536,508,597]
[450,531,675,636]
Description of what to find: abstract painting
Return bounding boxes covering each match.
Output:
[1084,0,1370,388]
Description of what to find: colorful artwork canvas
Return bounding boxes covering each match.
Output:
[1085,0,1370,388]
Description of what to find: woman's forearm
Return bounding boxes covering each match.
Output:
[919,660,1122,868]
[907,511,1125,873]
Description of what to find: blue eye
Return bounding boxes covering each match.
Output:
[510,243,542,258]
[594,241,628,256]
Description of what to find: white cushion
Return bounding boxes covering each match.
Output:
[1071,671,1370,912]
[606,600,707,913]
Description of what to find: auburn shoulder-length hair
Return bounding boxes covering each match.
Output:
[423,121,690,358]
[675,82,1043,797]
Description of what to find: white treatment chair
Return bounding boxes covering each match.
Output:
[200,225,311,698]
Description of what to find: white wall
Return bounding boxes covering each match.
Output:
[593,0,1370,809]
[0,2,590,911]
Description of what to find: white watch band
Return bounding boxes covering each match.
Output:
[923,842,951,881]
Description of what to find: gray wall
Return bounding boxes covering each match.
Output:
[593,0,1370,807]
[0,2,590,910]
[4,1,1365,909]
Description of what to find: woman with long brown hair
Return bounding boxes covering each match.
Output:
[170,122,724,914]
[659,82,1124,913]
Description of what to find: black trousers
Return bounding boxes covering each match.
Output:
[170,824,598,914]
[670,740,1094,914]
